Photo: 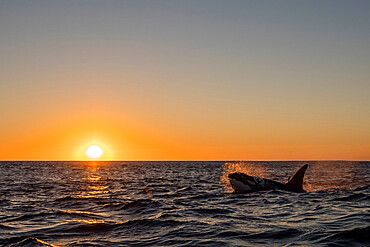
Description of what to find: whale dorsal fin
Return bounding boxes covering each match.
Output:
[285,164,308,192]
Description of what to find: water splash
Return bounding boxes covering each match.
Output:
[220,162,268,192]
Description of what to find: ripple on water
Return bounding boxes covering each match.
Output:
[0,161,369,246]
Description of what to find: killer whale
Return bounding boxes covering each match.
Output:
[228,164,308,193]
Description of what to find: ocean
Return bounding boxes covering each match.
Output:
[0,161,369,246]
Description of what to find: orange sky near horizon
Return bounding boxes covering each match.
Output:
[0,103,368,161]
[0,108,368,161]
[0,1,369,161]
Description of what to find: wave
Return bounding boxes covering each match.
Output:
[353,186,370,191]
[122,199,160,210]
[194,208,233,215]
[332,192,370,202]
[240,229,302,240]
[53,195,109,209]
[35,218,183,235]
[8,237,57,247]
[0,223,16,230]
[2,209,101,223]
[102,199,162,213]
[55,195,103,202]
[0,198,10,205]
[317,226,370,244]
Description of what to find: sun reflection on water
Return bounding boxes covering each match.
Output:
[71,162,112,199]
[71,219,106,224]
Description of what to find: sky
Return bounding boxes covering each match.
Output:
[0,0,369,161]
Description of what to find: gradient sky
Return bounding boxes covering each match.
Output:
[0,0,369,160]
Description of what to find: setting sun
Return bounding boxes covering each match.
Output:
[85,145,104,159]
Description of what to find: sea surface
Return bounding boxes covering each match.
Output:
[0,161,369,246]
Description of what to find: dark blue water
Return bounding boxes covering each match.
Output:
[0,161,369,246]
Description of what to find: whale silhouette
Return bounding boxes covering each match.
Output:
[228,164,308,193]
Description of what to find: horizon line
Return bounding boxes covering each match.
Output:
[0,160,368,162]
